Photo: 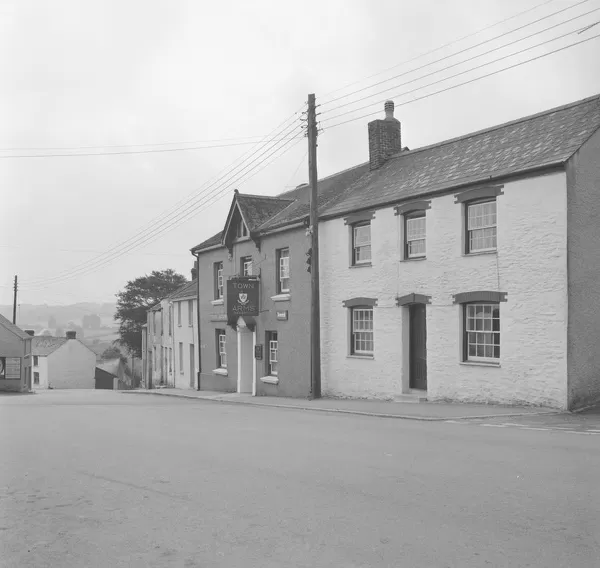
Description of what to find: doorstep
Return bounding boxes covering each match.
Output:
[123,389,562,421]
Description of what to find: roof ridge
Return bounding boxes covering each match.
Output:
[237,193,295,202]
[388,93,600,161]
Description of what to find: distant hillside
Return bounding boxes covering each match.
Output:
[0,302,117,330]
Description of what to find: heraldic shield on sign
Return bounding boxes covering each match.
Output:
[227,278,259,325]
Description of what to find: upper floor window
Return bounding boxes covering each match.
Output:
[277,248,290,293]
[177,302,182,326]
[214,262,224,299]
[351,306,374,356]
[352,222,371,265]
[188,300,194,326]
[466,200,497,253]
[236,218,248,239]
[241,256,252,277]
[464,303,500,362]
[33,356,39,366]
[168,305,172,336]
[405,213,426,258]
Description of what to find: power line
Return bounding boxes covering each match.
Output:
[320,0,560,100]
[284,148,309,188]
[0,132,305,152]
[321,0,593,110]
[322,22,599,124]
[22,108,304,287]
[20,133,305,290]
[324,32,600,131]
[0,245,191,256]
[0,134,301,159]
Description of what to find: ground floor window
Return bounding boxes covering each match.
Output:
[179,342,184,374]
[34,372,39,385]
[216,329,227,368]
[267,331,278,375]
[351,307,374,355]
[465,303,500,361]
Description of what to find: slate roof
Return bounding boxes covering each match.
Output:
[191,231,223,253]
[236,194,294,232]
[0,313,31,340]
[32,336,68,356]
[322,94,600,218]
[257,162,370,233]
[168,280,197,300]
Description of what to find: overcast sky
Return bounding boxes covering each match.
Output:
[1,0,599,306]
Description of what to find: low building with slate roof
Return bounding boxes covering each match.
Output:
[31,331,96,390]
[0,314,33,392]
[319,95,600,410]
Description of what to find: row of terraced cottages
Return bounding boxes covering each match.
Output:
[143,94,600,410]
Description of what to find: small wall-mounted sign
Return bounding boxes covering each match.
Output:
[210,313,228,322]
[276,310,288,321]
[254,344,263,360]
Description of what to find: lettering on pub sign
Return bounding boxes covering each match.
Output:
[227,278,259,318]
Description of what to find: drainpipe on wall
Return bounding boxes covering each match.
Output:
[194,252,202,390]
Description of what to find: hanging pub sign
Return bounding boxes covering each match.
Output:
[227,278,260,320]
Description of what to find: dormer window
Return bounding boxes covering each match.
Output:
[236,217,248,239]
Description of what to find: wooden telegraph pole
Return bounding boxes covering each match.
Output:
[12,275,18,324]
[307,94,321,399]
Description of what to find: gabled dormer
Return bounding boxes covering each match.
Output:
[221,189,295,255]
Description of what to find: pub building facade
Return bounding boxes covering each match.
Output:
[191,162,367,397]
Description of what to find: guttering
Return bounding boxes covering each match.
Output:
[193,250,202,390]
[255,219,307,238]
[190,242,225,255]
[319,162,566,222]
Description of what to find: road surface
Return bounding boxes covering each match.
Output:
[1,390,598,567]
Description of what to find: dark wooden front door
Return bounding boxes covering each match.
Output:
[409,304,427,390]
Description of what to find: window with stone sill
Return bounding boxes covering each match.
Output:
[351,307,374,355]
[405,212,426,259]
[464,303,500,362]
[352,222,371,265]
[466,200,497,253]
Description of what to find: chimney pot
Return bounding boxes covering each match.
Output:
[66,331,76,340]
[384,100,394,120]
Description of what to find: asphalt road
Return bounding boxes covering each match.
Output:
[1,390,598,568]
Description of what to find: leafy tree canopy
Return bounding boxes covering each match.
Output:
[101,345,126,361]
[115,269,187,357]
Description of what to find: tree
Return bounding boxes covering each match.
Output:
[102,345,126,362]
[115,269,187,357]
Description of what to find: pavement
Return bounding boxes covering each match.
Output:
[2,389,599,567]
[124,387,564,420]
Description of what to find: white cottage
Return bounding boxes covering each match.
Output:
[318,95,600,410]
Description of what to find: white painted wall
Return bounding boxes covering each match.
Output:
[172,297,198,389]
[32,356,49,389]
[47,340,96,389]
[320,172,569,408]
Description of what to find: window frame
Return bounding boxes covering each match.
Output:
[214,262,224,299]
[240,256,253,277]
[34,372,39,385]
[404,211,426,259]
[266,331,278,376]
[236,217,248,239]
[178,342,184,374]
[463,302,500,363]
[216,329,227,369]
[465,199,497,254]
[177,302,182,326]
[352,222,372,265]
[276,248,290,293]
[350,306,374,356]
[187,300,194,327]
[33,355,38,367]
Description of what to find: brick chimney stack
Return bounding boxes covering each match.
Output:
[368,100,401,170]
[191,260,198,280]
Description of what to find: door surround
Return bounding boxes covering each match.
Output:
[236,316,256,395]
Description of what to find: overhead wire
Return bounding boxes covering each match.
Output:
[320,0,559,100]
[323,32,600,131]
[320,4,598,115]
[21,107,304,287]
[21,135,305,291]
[21,127,306,289]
